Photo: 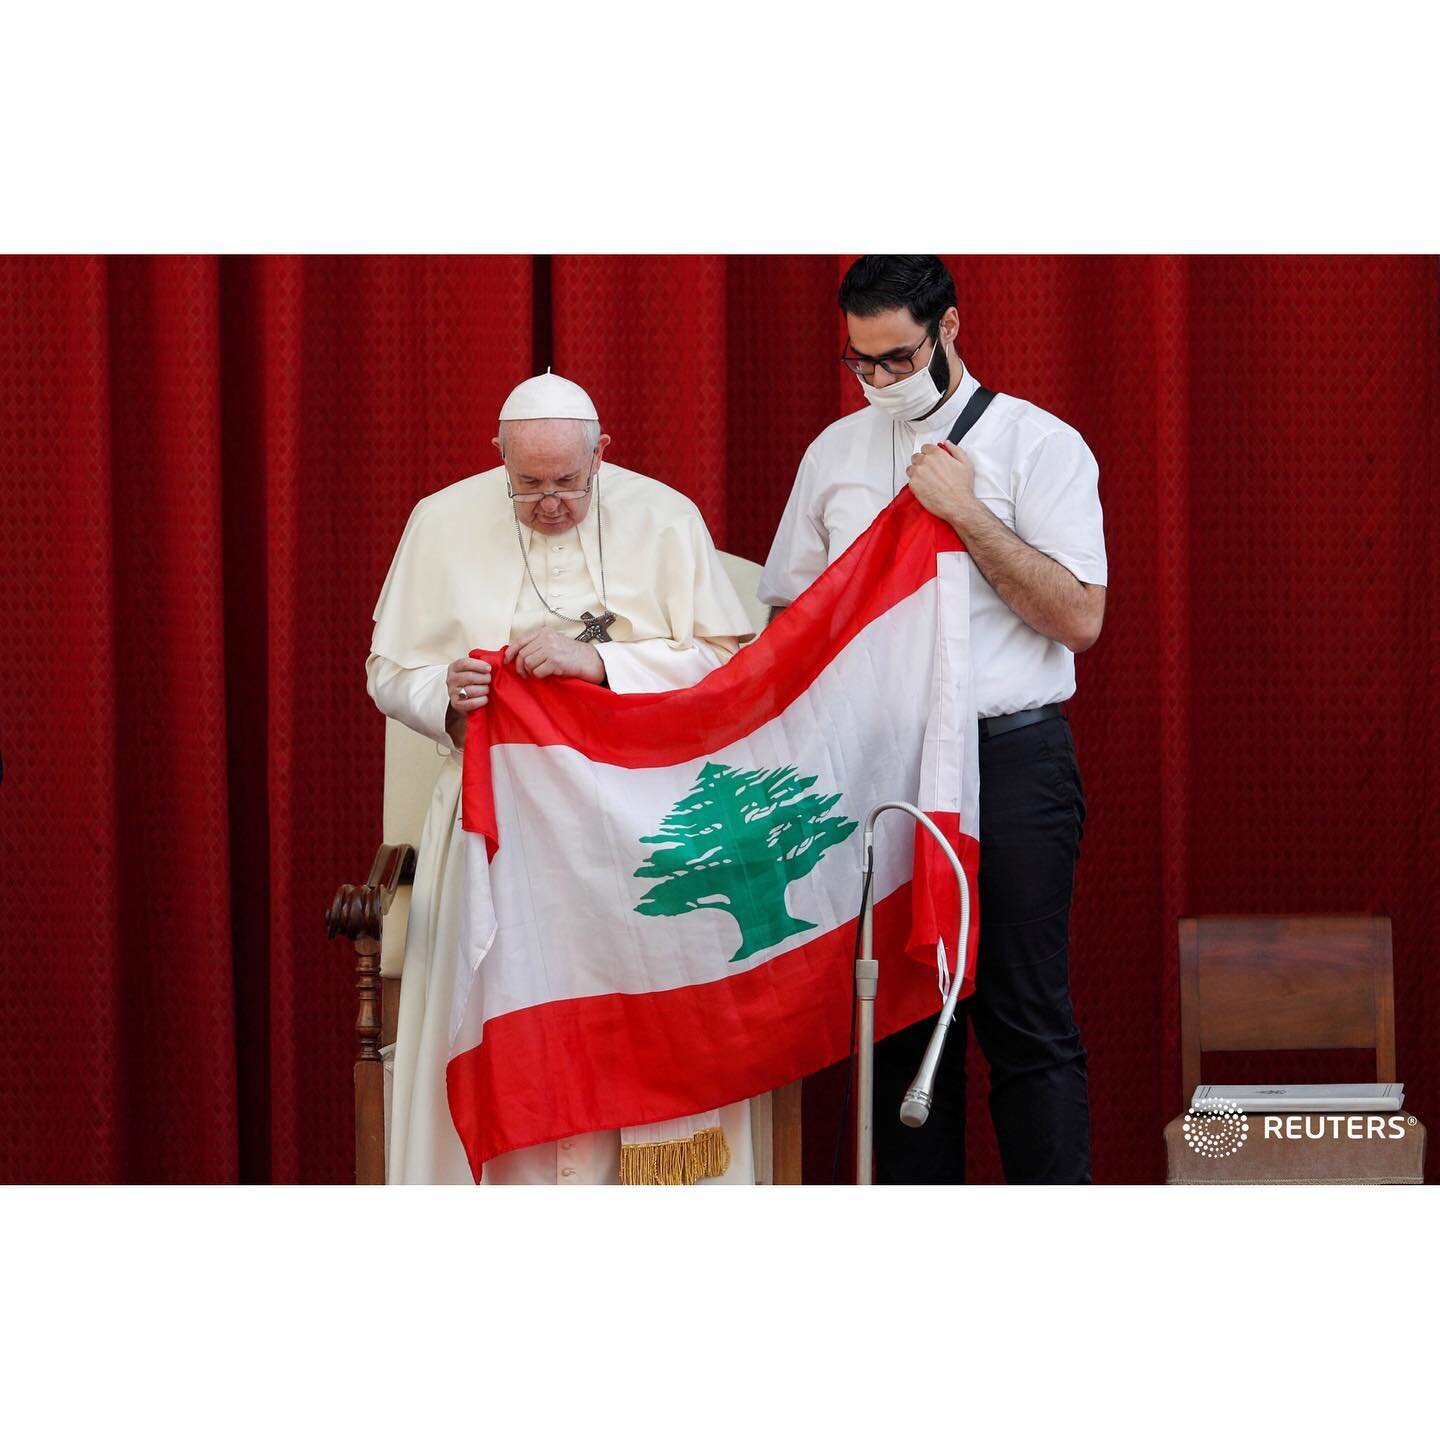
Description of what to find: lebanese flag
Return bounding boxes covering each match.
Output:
[448,490,980,1178]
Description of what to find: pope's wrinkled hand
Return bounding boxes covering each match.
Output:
[507,629,607,683]
[447,655,492,712]
[905,440,981,531]
[445,656,491,750]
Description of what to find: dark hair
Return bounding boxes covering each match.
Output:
[838,255,957,332]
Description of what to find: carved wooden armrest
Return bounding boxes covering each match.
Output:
[326,844,417,1184]
[325,842,415,1058]
[326,843,415,940]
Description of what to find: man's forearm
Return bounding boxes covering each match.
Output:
[951,505,1103,653]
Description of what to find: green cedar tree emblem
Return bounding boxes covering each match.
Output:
[633,762,858,964]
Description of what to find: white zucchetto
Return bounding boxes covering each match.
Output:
[497,369,599,422]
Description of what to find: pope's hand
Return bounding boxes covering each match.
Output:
[906,440,981,530]
[448,656,492,712]
[445,656,491,749]
[507,629,606,684]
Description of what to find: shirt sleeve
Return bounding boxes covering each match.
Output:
[598,636,729,694]
[1014,428,1108,587]
[758,445,829,607]
[365,654,454,748]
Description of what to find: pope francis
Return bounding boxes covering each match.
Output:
[367,371,758,1184]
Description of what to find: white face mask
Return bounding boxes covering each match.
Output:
[856,333,946,421]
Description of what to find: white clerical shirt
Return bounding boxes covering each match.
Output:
[758,366,1107,717]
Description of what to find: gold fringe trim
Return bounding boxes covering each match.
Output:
[619,1126,732,1185]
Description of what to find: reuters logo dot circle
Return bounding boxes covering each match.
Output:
[1182,1098,1249,1159]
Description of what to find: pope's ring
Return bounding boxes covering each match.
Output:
[458,687,468,701]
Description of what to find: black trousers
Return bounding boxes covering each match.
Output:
[874,715,1091,1184]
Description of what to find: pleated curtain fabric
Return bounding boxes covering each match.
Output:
[1,255,1436,1182]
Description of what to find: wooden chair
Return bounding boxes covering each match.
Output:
[326,551,802,1184]
[1164,914,1425,1183]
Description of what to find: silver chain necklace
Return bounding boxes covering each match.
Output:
[511,471,616,643]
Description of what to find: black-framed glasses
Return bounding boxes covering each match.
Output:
[841,327,938,378]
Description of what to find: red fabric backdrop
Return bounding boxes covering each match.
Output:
[2,255,1435,1183]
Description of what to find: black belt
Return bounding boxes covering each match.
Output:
[978,703,1063,739]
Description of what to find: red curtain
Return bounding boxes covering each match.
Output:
[2,255,1435,1183]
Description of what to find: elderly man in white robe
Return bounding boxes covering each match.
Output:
[368,371,757,1184]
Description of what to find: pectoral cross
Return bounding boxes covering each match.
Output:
[575,609,617,644]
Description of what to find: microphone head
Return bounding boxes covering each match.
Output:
[899,1094,931,1128]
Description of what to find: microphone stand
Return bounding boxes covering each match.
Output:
[855,801,973,1186]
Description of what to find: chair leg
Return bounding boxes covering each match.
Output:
[772,1080,803,1184]
[354,936,386,1184]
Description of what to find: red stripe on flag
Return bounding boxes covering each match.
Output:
[461,490,960,824]
[908,815,981,996]
[445,834,978,1178]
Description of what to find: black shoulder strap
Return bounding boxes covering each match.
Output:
[947,386,997,446]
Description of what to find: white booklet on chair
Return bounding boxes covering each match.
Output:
[1191,1083,1405,1113]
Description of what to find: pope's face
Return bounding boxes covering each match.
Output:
[495,420,611,536]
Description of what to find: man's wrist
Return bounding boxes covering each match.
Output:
[945,495,991,543]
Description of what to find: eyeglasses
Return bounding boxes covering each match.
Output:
[840,328,938,378]
[503,446,599,504]
[505,476,594,505]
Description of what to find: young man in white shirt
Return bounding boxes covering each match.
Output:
[759,255,1107,1183]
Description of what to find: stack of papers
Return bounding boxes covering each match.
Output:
[1190,1083,1405,1113]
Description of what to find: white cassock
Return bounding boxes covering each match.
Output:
[367,461,757,1183]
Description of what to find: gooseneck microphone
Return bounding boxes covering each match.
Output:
[900,1014,956,1127]
[855,801,973,1183]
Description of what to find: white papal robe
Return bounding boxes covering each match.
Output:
[367,461,756,1184]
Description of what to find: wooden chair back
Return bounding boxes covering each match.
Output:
[1178,914,1396,1102]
